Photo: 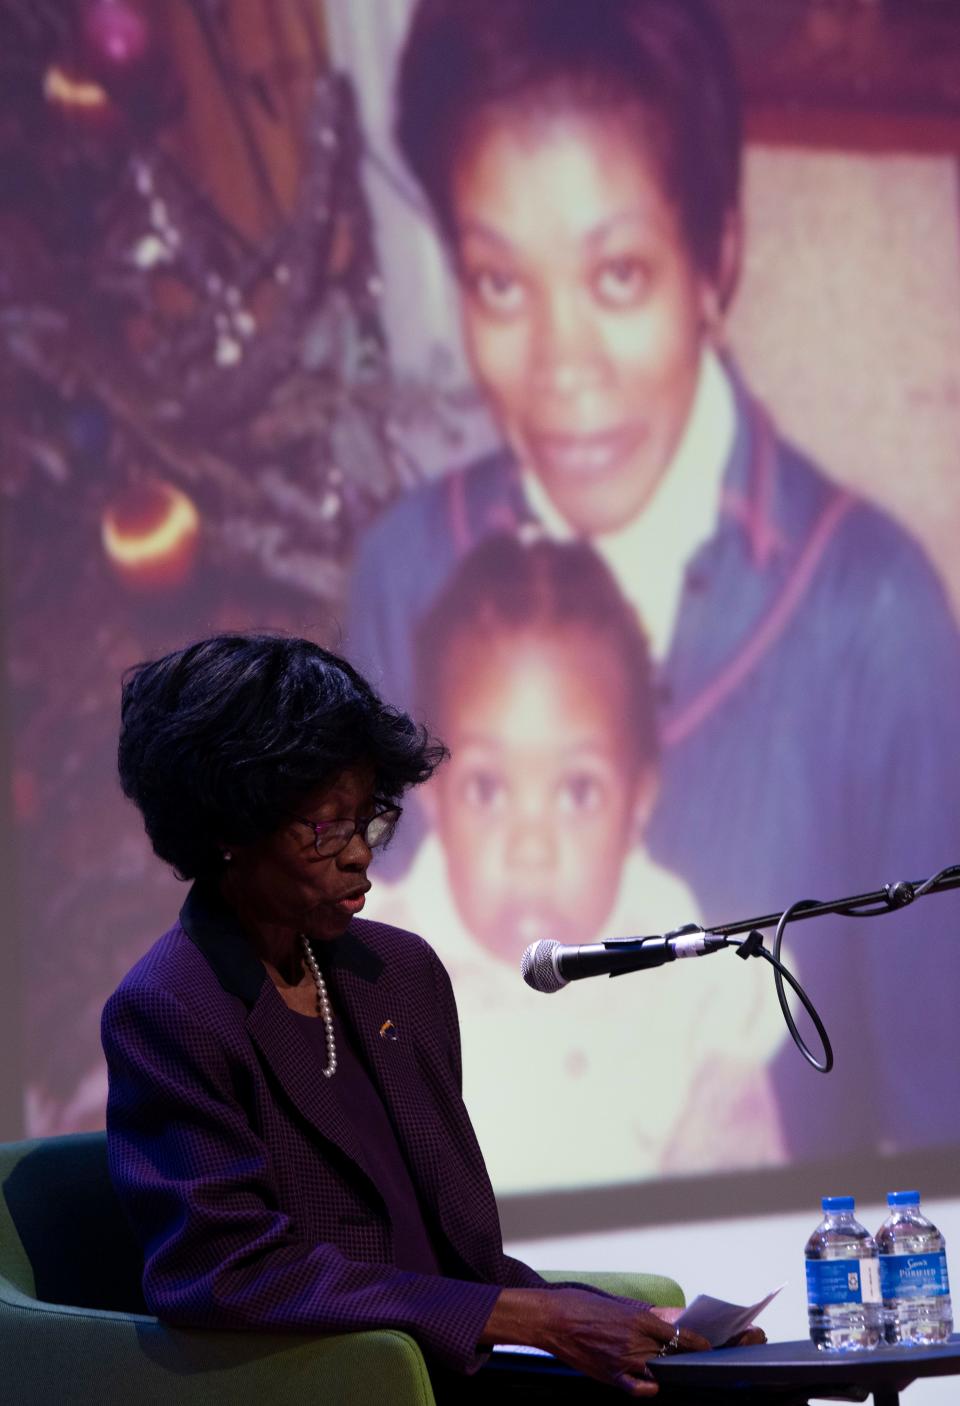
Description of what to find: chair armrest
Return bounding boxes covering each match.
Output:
[0,1277,436,1406]
[538,1269,685,1307]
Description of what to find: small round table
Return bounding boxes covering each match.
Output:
[649,1335,960,1405]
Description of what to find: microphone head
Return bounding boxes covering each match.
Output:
[521,939,567,993]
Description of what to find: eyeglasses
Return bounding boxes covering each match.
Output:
[294,805,402,859]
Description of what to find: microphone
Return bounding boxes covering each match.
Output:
[520,926,726,994]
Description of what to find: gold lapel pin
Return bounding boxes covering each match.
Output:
[379,1019,398,1042]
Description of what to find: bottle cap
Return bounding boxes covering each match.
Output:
[822,1195,855,1212]
[887,1190,921,1206]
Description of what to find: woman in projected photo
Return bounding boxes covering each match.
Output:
[104,631,767,1397]
[347,0,960,1162]
[364,534,787,1189]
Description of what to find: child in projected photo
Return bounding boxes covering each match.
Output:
[365,535,786,1192]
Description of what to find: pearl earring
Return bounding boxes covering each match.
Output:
[222,849,233,862]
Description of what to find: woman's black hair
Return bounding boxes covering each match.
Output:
[414,534,658,773]
[118,633,447,880]
[396,0,741,281]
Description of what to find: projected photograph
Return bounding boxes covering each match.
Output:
[3,0,960,1227]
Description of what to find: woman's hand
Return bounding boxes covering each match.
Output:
[544,1290,712,1396]
[482,1288,711,1397]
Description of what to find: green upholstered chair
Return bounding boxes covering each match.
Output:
[0,1134,684,1405]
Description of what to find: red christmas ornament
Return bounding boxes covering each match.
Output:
[101,480,200,591]
[42,59,127,145]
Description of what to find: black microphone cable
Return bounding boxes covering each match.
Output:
[734,862,960,1073]
[745,903,834,1073]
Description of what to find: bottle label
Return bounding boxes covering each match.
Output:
[879,1252,951,1300]
[806,1257,882,1307]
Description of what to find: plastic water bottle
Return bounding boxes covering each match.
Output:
[876,1191,953,1345]
[805,1196,882,1351]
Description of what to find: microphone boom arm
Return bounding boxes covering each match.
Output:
[699,863,960,1074]
[702,867,960,939]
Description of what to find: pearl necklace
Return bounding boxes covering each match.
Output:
[300,934,337,1078]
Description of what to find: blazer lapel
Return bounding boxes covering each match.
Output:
[331,933,482,1268]
[335,956,435,1176]
[180,882,384,1205]
[245,984,385,1204]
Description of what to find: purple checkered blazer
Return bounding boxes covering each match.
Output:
[101,883,552,1374]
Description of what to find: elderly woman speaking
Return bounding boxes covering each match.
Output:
[102,632,747,1397]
